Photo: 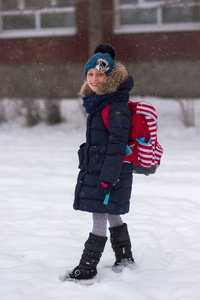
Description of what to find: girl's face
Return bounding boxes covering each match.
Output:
[86,68,107,92]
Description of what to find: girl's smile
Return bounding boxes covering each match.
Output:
[86,68,107,92]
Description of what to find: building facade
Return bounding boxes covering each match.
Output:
[0,0,199,99]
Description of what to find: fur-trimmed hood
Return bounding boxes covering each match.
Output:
[80,62,129,97]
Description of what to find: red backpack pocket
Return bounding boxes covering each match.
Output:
[136,138,154,168]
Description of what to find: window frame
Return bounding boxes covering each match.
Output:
[114,0,200,34]
[0,0,76,39]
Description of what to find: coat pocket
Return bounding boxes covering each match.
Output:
[88,145,108,172]
[78,143,86,169]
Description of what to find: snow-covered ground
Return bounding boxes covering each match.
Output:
[0,97,200,300]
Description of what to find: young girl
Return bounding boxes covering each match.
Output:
[68,43,134,280]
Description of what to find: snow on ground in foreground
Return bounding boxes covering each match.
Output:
[0,97,200,300]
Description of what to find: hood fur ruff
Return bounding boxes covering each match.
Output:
[80,62,129,97]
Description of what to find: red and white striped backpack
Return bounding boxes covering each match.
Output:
[102,101,163,175]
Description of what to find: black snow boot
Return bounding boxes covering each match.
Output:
[69,233,107,280]
[109,223,134,270]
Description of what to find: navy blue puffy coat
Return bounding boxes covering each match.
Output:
[73,63,133,215]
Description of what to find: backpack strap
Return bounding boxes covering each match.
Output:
[102,102,133,157]
[102,104,110,130]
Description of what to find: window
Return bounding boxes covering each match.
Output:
[115,0,200,33]
[0,0,76,38]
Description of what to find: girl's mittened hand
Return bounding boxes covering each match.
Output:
[97,181,113,195]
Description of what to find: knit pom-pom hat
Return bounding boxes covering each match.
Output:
[84,44,116,80]
[94,43,116,59]
[84,53,115,79]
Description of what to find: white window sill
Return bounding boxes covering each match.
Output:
[0,27,77,39]
[114,23,200,34]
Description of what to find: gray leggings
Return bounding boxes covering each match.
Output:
[92,213,123,237]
